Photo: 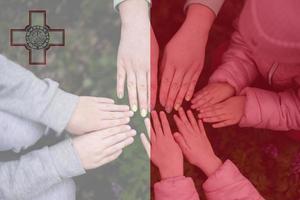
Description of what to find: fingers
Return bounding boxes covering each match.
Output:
[144,118,150,139]
[178,108,193,131]
[191,95,213,110]
[150,63,157,110]
[98,104,130,112]
[127,71,138,112]
[186,110,200,133]
[98,118,130,130]
[174,71,193,111]
[103,129,136,147]
[159,64,175,107]
[173,114,189,136]
[197,119,206,135]
[185,70,200,101]
[173,132,189,151]
[137,71,148,117]
[97,125,132,139]
[97,150,123,167]
[212,120,234,128]
[140,133,150,157]
[198,107,223,119]
[100,111,134,120]
[165,71,183,113]
[103,136,135,155]
[93,97,115,104]
[202,115,228,123]
[151,111,163,137]
[117,65,126,99]
[159,111,172,137]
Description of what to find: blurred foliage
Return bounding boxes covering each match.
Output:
[0,0,149,199]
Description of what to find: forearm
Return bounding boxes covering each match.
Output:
[0,55,78,133]
[240,87,300,131]
[119,0,150,27]
[185,4,215,36]
[0,139,85,200]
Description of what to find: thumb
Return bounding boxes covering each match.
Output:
[173,132,189,152]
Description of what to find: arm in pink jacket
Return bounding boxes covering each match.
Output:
[239,87,300,130]
[154,160,264,200]
[209,30,259,94]
[203,160,264,200]
[154,176,200,200]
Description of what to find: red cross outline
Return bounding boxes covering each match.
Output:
[10,10,65,65]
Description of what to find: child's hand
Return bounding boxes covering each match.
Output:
[67,97,133,135]
[173,108,222,177]
[191,83,235,110]
[73,125,136,170]
[150,111,184,179]
[198,96,246,128]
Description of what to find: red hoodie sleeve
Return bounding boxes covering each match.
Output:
[209,30,258,94]
[239,87,300,130]
[203,160,264,200]
[154,176,200,200]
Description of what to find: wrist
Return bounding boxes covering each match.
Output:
[196,155,222,177]
[185,4,215,35]
[159,165,184,180]
[119,0,150,26]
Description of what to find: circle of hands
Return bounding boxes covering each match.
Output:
[65,5,246,177]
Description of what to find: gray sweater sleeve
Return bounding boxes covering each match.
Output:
[0,139,85,200]
[184,0,224,15]
[0,55,79,134]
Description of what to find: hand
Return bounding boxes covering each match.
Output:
[198,96,246,128]
[159,5,215,113]
[118,0,158,116]
[140,118,150,157]
[66,96,133,135]
[72,125,136,170]
[191,82,235,110]
[150,111,184,179]
[173,108,222,177]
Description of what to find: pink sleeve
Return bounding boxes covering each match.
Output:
[203,160,264,200]
[154,176,200,200]
[239,87,300,131]
[209,30,258,94]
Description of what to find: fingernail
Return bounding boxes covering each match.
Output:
[125,118,130,123]
[185,95,191,101]
[174,103,180,111]
[132,105,138,112]
[125,125,131,130]
[131,130,137,136]
[117,92,123,99]
[141,109,147,117]
[128,111,134,117]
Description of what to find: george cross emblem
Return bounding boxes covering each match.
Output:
[10,10,65,65]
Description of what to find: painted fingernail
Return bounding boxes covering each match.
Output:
[132,104,138,112]
[117,92,123,99]
[141,109,147,117]
[174,103,180,111]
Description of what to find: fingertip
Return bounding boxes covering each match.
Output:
[140,109,147,118]
[131,104,138,112]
